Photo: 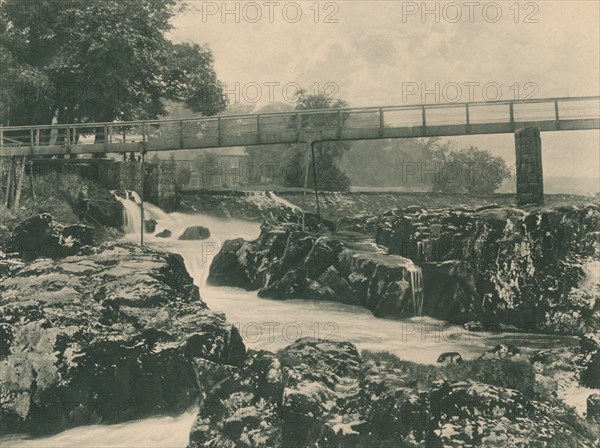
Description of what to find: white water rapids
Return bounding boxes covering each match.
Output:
[3,196,592,447]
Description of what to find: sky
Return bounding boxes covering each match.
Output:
[168,1,600,181]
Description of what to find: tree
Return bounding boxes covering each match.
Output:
[0,1,227,128]
[432,146,511,195]
[284,90,351,191]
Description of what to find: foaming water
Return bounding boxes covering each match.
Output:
[2,411,197,448]
[120,205,578,366]
[3,199,587,447]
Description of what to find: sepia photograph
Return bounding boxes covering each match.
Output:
[0,1,599,447]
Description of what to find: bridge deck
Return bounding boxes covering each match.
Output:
[1,96,598,157]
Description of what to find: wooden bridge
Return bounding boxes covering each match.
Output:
[1,96,599,157]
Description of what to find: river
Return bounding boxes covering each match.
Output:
[2,196,592,447]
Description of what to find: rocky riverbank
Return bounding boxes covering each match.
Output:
[207,204,599,335]
[189,337,599,447]
[1,210,598,446]
[0,215,244,436]
[375,204,599,335]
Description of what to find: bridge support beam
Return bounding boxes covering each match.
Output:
[515,126,544,206]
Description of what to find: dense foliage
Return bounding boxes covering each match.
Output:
[0,0,227,126]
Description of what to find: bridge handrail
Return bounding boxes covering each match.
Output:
[0,95,598,132]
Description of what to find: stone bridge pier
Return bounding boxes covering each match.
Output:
[515,126,544,205]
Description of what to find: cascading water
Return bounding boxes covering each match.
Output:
[4,197,589,448]
[408,265,424,317]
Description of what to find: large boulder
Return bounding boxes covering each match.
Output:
[208,224,424,319]
[156,229,172,238]
[178,226,211,241]
[0,242,245,436]
[376,204,600,333]
[8,213,95,261]
[144,219,157,233]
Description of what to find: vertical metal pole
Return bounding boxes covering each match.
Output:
[180,120,185,148]
[311,142,321,220]
[140,123,147,246]
[301,140,311,229]
[217,117,223,146]
[256,114,261,144]
[140,149,145,246]
[103,125,108,153]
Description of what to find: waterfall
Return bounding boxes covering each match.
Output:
[408,265,424,317]
[114,192,142,236]
[114,191,175,238]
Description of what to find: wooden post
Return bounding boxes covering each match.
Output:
[379,108,384,137]
[421,105,427,135]
[509,102,515,130]
[554,100,560,129]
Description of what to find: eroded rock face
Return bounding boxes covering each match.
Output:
[0,242,245,435]
[189,338,599,448]
[376,204,600,333]
[208,224,423,318]
[7,213,95,261]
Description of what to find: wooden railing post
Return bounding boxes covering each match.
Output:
[337,109,342,139]
[379,108,384,137]
[421,105,427,135]
[509,102,515,130]
[554,100,560,129]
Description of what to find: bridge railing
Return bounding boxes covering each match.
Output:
[1,96,598,155]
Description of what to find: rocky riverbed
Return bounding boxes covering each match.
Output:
[0,215,244,436]
[1,206,599,447]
